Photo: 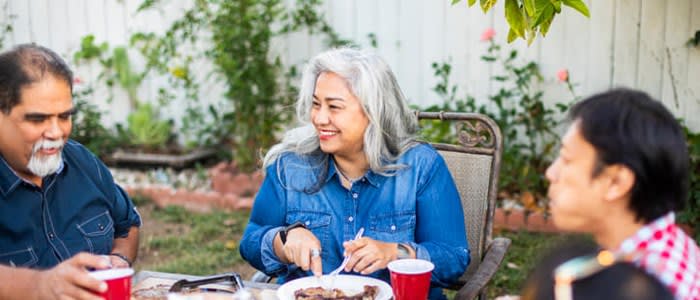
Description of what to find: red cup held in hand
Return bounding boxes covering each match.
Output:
[387,259,434,300]
[89,268,134,300]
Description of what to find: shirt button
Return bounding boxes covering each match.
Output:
[99,224,105,230]
[348,216,354,222]
[352,193,358,199]
[305,221,311,226]
[391,225,396,231]
[49,233,55,239]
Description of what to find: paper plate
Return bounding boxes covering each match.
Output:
[276,274,392,300]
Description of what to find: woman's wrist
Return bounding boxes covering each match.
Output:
[396,243,414,260]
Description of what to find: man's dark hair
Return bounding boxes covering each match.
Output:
[0,43,73,114]
[569,88,689,223]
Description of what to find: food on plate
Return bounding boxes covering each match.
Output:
[132,284,170,300]
[131,284,235,300]
[294,285,378,300]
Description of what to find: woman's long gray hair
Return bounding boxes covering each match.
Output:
[263,48,418,188]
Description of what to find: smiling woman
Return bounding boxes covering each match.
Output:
[240,48,469,300]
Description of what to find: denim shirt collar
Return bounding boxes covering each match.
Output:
[328,158,382,188]
[0,153,66,196]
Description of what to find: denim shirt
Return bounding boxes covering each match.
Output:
[240,143,469,298]
[0,140,142,269]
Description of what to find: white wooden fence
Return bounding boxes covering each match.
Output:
[2,0,700,130]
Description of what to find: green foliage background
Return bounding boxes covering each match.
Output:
[451,0,590,44]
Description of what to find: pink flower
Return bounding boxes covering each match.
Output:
[480,28,495,42]
[73,76,83,85]
[557,69,569,82]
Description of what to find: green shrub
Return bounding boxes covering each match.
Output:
[679,127,700,241]
[122,103,173,150]
[0,2,13,51]
[73,35,175,152]
[131,0,346,171]
[71,86,120,157]
[419,39,575,204]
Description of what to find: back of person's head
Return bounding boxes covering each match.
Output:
[568,88,689,223]
[0,43,74,114]
[263,48,417,176]
[521,239,674,300]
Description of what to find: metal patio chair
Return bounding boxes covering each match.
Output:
[416,111,510,300]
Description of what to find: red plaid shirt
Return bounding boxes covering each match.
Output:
[616,213,700,300]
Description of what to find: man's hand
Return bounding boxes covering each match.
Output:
[34,252,111,300]
[279,228,324,277]
[342,238,398,275]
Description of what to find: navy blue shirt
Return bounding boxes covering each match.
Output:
[0,140,141,269]
[241,143,469,299]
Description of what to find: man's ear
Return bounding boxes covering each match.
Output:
[603,164,635,202]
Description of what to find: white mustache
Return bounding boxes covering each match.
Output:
[32,139,65,154]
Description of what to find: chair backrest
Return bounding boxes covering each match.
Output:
[416,111,503,285]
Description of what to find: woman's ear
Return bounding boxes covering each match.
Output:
[603,165,636,202]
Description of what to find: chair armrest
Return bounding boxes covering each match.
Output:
[455,237,512,300]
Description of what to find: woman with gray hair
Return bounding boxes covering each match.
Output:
[240,48,468,299]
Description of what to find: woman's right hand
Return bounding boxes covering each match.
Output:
[279,228,323,277]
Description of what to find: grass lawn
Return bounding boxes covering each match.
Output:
[486,230,580,298]
[134,197,579,298]
[134,196,257,278]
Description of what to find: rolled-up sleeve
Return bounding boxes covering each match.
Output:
[112,184,142,238]
[240,163,288,275]
[89,151,141,238]
[414,153,470,287]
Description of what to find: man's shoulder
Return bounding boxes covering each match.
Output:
[63,140,100,163]
[62,140,110,177]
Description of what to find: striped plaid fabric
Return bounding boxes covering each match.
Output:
[617,213,700,300]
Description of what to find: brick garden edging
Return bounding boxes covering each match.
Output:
[125,186,254,213]
[122,161,560,232]
[123,161,261,213]
[494,208,559,233]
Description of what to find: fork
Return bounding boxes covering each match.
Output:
[320,227,364,290]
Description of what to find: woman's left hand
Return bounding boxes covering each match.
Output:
[342,237,397,275]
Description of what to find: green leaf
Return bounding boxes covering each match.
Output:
[507,28,519,43]
[523,0,536,17]
[468,0,477,6]
[537,5,555,37]
[480,0,498,12]
[550,0,561,13]
[531,0,551,26]
[531,0,552,26]
[562,0,590,17]
[526,28,536,45]
[505,0,525,39]
[451,0,462,5]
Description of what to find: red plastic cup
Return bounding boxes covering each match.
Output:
[89,268,134,300]
[388,259,434,300]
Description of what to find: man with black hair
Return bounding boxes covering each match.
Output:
[545,88,699,299]
[0,44,141,299]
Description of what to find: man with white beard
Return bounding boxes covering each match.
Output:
[0,44,141,300]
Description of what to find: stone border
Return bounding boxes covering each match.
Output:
[494,208,559,232]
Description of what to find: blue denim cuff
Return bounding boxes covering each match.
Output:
[260,226,286,272]
[406,241,431,261]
